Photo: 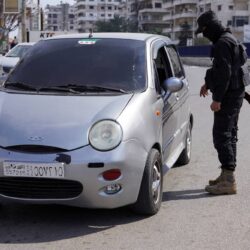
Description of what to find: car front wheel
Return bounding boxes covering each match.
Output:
[177,122,192,165]
[131,148,163,215]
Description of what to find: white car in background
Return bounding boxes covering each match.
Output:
[0,43,34,82]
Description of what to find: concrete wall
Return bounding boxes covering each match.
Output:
[181,57,250,67]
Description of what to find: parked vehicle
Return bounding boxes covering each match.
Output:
[0,43,35,82]
[0,33,193,215]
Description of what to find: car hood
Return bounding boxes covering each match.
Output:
[0,92,133,150]
[0,56,19,68]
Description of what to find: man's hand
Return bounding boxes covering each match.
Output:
[210,101,221,112]
[244,92,250,104]
[200,84,208,97]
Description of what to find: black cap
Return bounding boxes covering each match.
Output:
[195,10,218,35]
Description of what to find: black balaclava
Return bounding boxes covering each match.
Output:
[202,20,226,43]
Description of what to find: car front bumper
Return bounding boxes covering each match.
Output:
[0,140,148,209]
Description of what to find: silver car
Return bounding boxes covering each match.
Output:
[0,42,35,83]
[0,33,192,215]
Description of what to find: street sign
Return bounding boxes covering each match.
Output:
[3,0,20,14]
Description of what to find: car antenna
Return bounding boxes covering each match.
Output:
[89,29,93,38]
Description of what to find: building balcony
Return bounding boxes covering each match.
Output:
[163,14,173,21]
[76,8,87,14]
[77,16,97,21]
[233,10,250,16]
[139,19,166,25]
[173,0,197,6]
[162,27,172,33]
[173,12,196,19]
[163,0,196,8]
[139,8,168,14]
[163,1,174,9]
[76,0,98,6]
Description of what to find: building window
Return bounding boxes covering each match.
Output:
[108,14,112,17]
[108,6,112,10]
[101,6,105,9]
[217,5,222,11]
[229,5,233,10]
[53,14,57,18]
[89,13,94,16]
[101,14,105,17]
[89,6,94,9]
[227,20,232,26]
[232,16,249,27]
[155,3,161,8]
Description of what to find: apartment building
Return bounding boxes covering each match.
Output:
[44,3,77,32]
[162,0,197,41]
[161,0,250,43]
[26,2,41,31]
[76,0,123,33]
[127,0,169,33]
[198,0,250,40]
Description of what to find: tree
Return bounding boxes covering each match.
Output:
[95,15,138,32]
[178,21,192,46]
[0,1,19,53]
[194,36,211,45]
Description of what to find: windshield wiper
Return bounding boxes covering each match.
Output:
[60,84,128,93]
[38,86,82,94]
[4,82,38,91]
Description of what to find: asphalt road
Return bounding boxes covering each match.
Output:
[0,66,250,250]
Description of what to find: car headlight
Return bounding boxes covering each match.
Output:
[89,120,123,151]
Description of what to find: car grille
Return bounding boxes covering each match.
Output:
[4,145,67,153]
[0,177,83,199]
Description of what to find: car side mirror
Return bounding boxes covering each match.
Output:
[163,77,183,93]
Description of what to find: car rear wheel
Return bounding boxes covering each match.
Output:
[131,148,163,215]
[177,122,192,165]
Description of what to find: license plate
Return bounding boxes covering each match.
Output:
[3,162,64,178]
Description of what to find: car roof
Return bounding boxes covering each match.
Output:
[16,42,35,46]
[45,32,173,44]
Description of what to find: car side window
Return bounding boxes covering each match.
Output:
[166,46,184,78]
[154,47,172,93]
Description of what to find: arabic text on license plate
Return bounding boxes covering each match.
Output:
[3,162,64,178]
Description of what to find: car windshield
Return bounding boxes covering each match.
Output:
[6,45,32,58]
[6,38,146,92]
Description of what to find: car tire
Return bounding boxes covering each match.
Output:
[177,123,192,165]
[131,148,163,215]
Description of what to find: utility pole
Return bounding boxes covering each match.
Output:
[21,0,26,42]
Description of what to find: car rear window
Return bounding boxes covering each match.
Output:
[7,38,146,92]
[6,45,33,58]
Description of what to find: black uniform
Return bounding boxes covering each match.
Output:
[204,29,245,171]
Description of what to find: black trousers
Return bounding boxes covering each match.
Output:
[213,95,244,171]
